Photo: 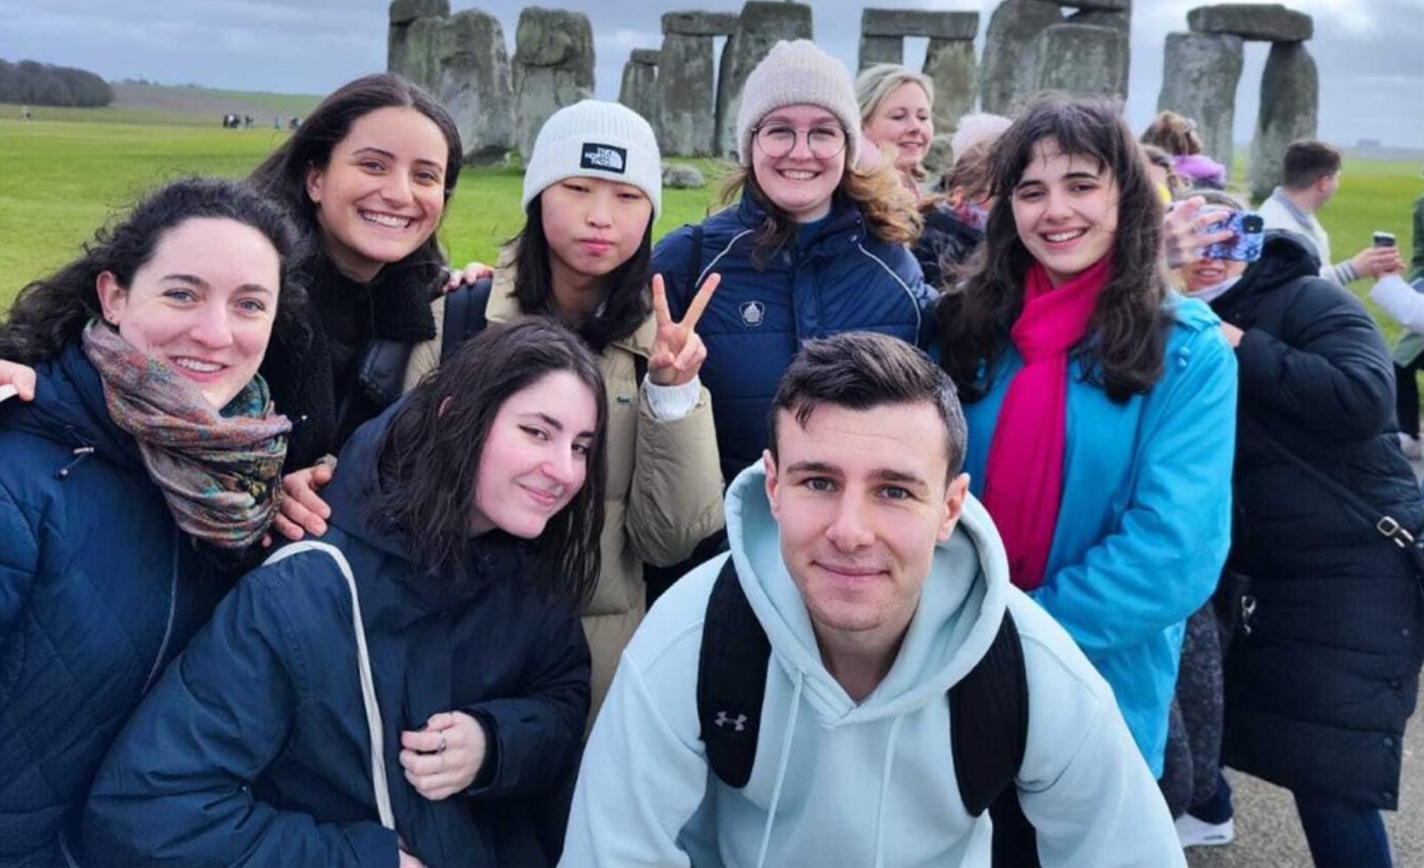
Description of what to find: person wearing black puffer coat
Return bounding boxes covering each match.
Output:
[1185,227,1424,867]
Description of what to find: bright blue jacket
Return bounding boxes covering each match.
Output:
[959,297,1238,776]
[0,344,233,868]
[85,401,590,868]
[654,194,933,482]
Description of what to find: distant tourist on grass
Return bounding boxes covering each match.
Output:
[0,177,301,867]
[1140,110,1226,190]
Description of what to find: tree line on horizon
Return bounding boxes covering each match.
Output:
[1,59,112,107]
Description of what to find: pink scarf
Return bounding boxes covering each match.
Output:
[981,256,1112,591]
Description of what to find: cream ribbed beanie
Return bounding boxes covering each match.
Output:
[735,40,861,167]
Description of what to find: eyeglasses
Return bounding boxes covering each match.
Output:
[753,123,848,160]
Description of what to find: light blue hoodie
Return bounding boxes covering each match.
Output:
[562,465,1184,868]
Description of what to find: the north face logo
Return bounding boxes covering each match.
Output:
[714,711,747,732]
[739,301,765,328]
[580,143,627,173]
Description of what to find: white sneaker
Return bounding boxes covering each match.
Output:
[1176,813,1234,848]
[1399,433,1423,460]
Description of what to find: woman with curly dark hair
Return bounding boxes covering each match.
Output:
[87,318,607,868]
[935,95,1239,860]
[0,177,301,866]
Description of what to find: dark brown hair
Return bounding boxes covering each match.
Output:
[366,318,607,608]
[936,95,1171,404]
[769,331,967,480]
[1281,139,1342,189]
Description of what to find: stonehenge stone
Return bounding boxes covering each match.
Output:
[859,36,903,71]
[922,133,955,178]
[1033,24,1129,102]
[513,7,595,161]
[1157,32,1243,174]
[1041,0,1128,9]
[861,9,979,40]
[924,38,976,133]
[662,163,706,189]
[980,0,1063,115]
[1068,7,1130,34]
[657,32,716,156]
[662,11,739,36]
[619,51,659,128]
[389,0,447,26]
[1248,40,1318,200]
[715,1,814,158]
[1188,4,1313,42]
[388,5,515,165]
[631,48,661,65]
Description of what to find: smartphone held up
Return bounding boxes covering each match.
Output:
[1201,210,1265,263]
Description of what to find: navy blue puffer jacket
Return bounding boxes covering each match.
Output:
[85,399,590,868]
[653,194,933,482]
[0,343,233,868]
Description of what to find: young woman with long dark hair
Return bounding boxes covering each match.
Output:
[934,96,1238,858]
[0,178,301,866]
[85,318,607,868]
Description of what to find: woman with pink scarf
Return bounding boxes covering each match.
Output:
[934,96,1238,864]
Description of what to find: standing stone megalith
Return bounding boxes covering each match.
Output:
[513,8,595,160]
[980,0,1063,115]
[388,2,514,165]
[924,39,977,133]
[715,1,813,158]
[1248,40,1317,200]
[619,49,659,129]
[1157,31,1243,175]
[658,31,718,157]
[1033,23,1128,102]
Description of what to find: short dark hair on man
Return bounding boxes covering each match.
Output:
[1282,139,1341,189]
[768,332,968,479]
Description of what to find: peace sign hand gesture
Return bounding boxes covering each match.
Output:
[648,272,720,387]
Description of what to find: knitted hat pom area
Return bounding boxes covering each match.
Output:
[734,40,863,168]
[521,99,663,219]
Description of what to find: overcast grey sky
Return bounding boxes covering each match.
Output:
[2,0,1422,147]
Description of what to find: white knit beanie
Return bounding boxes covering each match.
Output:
[522,100,662,219]
[735,40,861,168]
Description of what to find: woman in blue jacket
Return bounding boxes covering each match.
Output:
[86,318,606,868]
[652,39,932,483]
[0,178,300,866]
[934,97,1238,860]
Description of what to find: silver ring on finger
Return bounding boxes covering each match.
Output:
[437,733,447,754]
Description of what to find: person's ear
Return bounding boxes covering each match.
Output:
[937,472,971,543]
[305,164,324,204]
[95,271,126,326]
[764,449,781,522]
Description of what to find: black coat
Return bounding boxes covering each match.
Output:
[1211,232,1424,809]
[913,202,983,291]
[85,401,591,867]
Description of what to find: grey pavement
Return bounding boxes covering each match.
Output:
[1185,684,1423,867]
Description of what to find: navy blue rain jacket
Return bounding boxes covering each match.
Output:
[0,343,233,868]
[84,401,591,867]
[653,194,933,482]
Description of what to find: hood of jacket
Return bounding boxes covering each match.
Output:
[723,462,1012,725]
[1231,229,1322,296]
[0,341,142,473]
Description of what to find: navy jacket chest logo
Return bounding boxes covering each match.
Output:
[580,143,626,173]
[739,300,765,328]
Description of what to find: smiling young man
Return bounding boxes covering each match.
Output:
[561,332,1184,868]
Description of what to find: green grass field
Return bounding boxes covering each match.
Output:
[2,110,1420,347]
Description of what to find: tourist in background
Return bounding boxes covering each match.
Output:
[1178,203,1424,867]
[654,39,930,485]
[1141,110,1227,190]
[935,96,1238,863]
[0,178,300,866]
[86,319,606,868]
[856,63,934,191]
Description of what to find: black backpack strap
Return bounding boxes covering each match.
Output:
[440,276,493,362]
[697,556,771,788]
[949,610,1029,817]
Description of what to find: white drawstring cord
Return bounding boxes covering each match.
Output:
[755,670,804,868]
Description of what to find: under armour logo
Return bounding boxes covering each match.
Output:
[739,300,765,328]
[714,711,747,732]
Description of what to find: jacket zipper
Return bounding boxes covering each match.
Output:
[140,531,181,696]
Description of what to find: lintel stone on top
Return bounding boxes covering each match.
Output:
[389,0,448,24]
[861,9,979,40]
[1041,0,1130,11]
[630,48,661,66]
[1187,4,1313,42]
[662,11,741,36]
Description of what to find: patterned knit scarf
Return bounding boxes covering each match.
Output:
[81,322,291,549]
[981,256,1112,591]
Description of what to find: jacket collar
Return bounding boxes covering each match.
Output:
[486,247,656,358]
[734,192,868,257]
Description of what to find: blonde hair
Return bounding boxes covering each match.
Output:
[1141,110,1202,156]
[855,64,934,126]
